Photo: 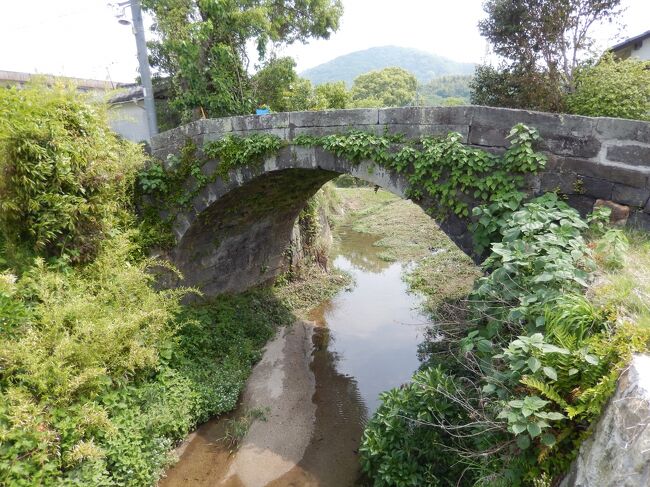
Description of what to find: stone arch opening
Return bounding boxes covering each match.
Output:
[169,147,469,296]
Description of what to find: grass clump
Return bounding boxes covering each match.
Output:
[219,407,269,454]
[590,230,650,329]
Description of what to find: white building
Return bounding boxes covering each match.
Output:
[0,70,154,143]
[610,30,650,61]
[107,85,152,143]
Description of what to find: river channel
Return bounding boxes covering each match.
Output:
[159,225,432,487]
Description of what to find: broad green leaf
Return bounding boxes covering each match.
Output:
[516,435,531,450]
[541,433,556,446]
[527,422,542,438]
[543,367,558,381]
[528,357,541,373]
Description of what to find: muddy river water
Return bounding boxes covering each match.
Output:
[159,227,432,487]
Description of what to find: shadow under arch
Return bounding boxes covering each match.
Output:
[168,145,474,296]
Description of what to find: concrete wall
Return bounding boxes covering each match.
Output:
[108,100,150,143]
[615,36,650,61]
[634,37,650,61]
[150,106,650,296]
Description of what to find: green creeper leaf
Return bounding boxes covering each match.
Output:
[512,422,527,435]
[541,433,556,446]
[482,383,496,394]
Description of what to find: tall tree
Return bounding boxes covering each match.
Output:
[473,0,622,111]
[314,81,350,109]
[142,0,343,122]
[252,56,300,112]
[351,67,417,108]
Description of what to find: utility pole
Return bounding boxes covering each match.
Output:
[127,0,158,138]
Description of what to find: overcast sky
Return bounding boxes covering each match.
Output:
[0,0,648,84]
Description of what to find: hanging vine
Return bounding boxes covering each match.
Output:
[137,124,546,251]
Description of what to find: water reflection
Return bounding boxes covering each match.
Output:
[310,225,430,413]
[332,227,391,274]
[159,224,432,487]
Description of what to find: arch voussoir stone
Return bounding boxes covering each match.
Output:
[150,107,650,296]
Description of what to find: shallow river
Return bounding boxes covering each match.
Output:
[159,226,431,487]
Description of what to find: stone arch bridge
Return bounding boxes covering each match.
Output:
[150,106,650,296]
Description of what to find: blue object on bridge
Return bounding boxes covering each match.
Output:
[256,108,270,115]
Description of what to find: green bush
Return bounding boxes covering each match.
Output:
[0,236,291,485]
[0,235,181,485]
[0,82,145,264]
[0,83,296,486]
[360,367,475,487]
[472,193,592,325]
[566,53,650,121]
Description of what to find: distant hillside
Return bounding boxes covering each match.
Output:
[301,46,476,86]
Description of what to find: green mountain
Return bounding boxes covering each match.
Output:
[301,46,476,86]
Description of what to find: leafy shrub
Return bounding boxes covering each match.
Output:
[472,193,592,325]
[361,192,650,486]
[360,367,475,487]
[566,53,650,121]
[0,83,297,486]
[0,82,145,264]
[0,240,292,485]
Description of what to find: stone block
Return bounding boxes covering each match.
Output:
[378,106,471,125]
[178,120,205,137]
[150,127,183,151]
[606,144,650,167]
[470,107,599,158]
[382,123,469,141]
[611,184,650,207]
[539,171,577,194]
[467,122,510,147]
[594,199,630,225]
[465,145,506,156]
[566,194,596,217]
[596,117,650,144]
[544,154,562,171]
[231,128,288,139]
[203,117,233,134]
[630,211,650,231]
[200,159,218,175]
[202,131,226,143]
[289,109,378,128]
[560,158,649,189]
[230,113,289,131]
[581,177,614,200]
[542,135,601,159]
[289,125,383,139]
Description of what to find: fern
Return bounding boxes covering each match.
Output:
[573,369,619,418]
[521,375,569,409]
